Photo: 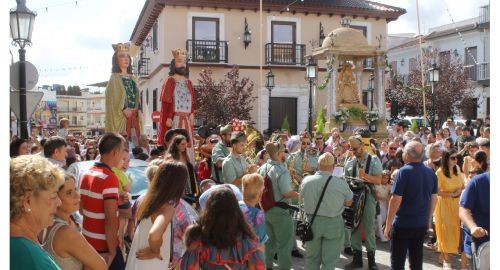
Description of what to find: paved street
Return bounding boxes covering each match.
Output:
[270,239,463,269]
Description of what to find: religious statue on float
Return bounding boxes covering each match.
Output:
[158,49,195,158]
[105,42,142,145]
[337,62,359,104]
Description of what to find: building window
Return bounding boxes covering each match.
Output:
[465,46,477,80]
[409,58,417,72]
[188,17,227,63]
[266,21,304,65]
[272,21,296,44]
[350,25,367,37]
[439,50,450,65]
[193,17,219,41]
[72,116,77,125]
[152,20,158,51]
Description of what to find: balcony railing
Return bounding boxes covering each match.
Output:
[265,43,305,65]
[134,57,150,77]
[478,5,489,26]
[477,62,489,82]
[186,40,228,63]
[464,65,477,81]
[464,63,489,83]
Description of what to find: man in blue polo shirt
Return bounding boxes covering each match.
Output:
[385,141,438,270]
[459,172,489,267]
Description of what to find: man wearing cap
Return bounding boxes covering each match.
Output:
[344,135,383,270]
[258,141,299,270]
[222,132,258,187]
[211,124,232,183]
[300,152,353,269]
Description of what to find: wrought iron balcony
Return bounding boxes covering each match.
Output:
[464,62,489,85]
[477,62,489,85]
[186,40,228,63]
[265,43,305,65]
[134,57,150,77]
[478,5,489,28]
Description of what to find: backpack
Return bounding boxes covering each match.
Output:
[260,165,276,211]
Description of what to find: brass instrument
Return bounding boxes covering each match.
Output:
[287,153,302,189]
[302,146,319,176]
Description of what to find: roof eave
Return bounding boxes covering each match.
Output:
[130,0,167,46]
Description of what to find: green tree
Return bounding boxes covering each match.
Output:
[281,115,290,133]
[315,107,326,135]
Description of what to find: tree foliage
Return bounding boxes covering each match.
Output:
[315,107,326,135]
[195,66,257,125]
[281,115,290,133]
[386,48,473,122]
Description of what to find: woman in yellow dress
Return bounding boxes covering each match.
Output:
[434,149,464,270]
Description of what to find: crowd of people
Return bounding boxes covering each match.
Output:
[9,115,490,270]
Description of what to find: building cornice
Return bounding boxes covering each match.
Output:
[130,0,405,46]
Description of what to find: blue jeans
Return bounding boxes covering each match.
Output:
[390,226,427,270]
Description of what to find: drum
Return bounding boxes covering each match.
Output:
[342,177,368,231]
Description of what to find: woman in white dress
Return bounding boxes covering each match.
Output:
[126,161,188,270]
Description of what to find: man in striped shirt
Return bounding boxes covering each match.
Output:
[80,132,128,269]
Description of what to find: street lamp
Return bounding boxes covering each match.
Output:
[10,0,36,140]
[265,69,275,132]
[368,73,375,110]
[306,57,317,136]
[428,63,440,134]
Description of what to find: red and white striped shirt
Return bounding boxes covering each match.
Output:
[80,162,119,252]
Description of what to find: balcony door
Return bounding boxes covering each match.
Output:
[465,46,477,80]
[271,21,296,64]
[192,17,220,62]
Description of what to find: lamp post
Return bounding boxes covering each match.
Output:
[265,69,275,133]
[10,0,36,140]
[428,63,440,134]
[368,73,375,110]
[306,57,317,136]
[243,17,252,49]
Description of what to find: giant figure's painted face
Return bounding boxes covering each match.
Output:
[117,52,130,71]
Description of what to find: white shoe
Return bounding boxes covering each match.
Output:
[443,262,453,270]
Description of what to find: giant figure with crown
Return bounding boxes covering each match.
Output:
[105,42,142,145]
[158,49,195,157]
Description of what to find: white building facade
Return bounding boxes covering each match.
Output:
[387,4,489,119]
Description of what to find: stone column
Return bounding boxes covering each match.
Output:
[327,55,338,117]
[355,60,364,104]
[375,54,386,119]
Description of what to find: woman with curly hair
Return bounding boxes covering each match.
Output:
[10,155,64,269]
[434,149,465,269]
[181,187,265,269]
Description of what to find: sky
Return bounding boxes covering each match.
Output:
[6,0,490,89]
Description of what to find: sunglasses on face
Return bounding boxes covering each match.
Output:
[450,156,457,160]
[389,147,397,150]
[302,142,311,145]
[349,147,359,152]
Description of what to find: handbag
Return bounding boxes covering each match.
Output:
[297,175,333,242]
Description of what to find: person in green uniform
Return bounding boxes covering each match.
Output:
[258,141,299,270]
[10,155,65,270]
[301,153,353,269]
[211,124,232,183]
[286,132,312,258]
[222,131,258,187]
[344,135,383,270]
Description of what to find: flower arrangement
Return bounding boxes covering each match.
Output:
[333,108,350,123]
[362,110,380,124]
[317,56,336,91]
